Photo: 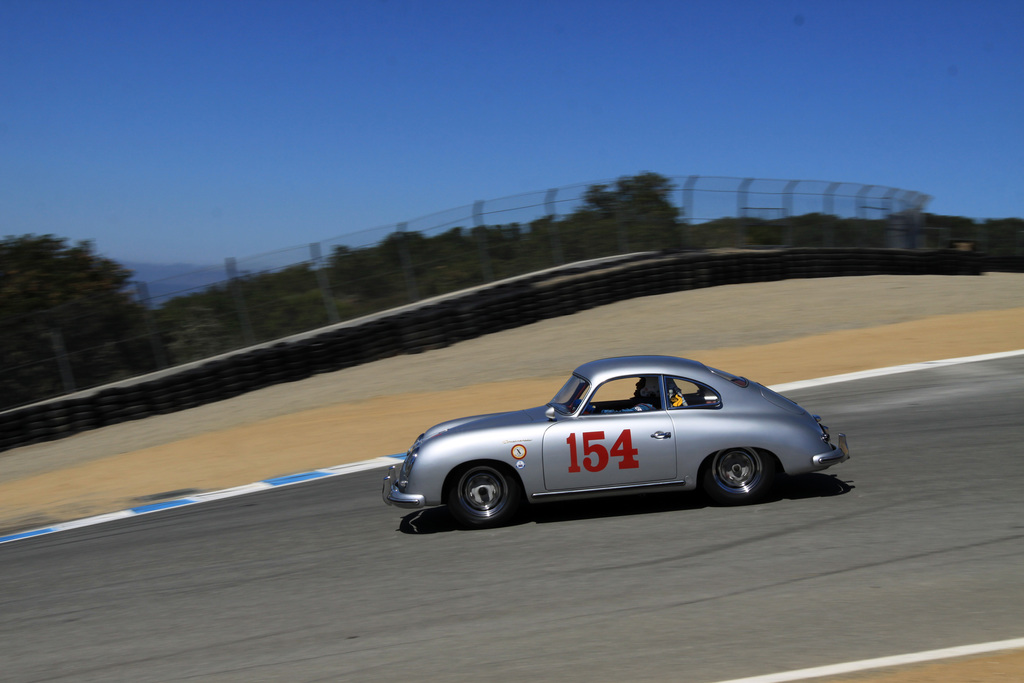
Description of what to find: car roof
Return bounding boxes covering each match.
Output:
[572,356,713,385]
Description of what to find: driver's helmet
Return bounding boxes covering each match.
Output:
[635,377,659,398]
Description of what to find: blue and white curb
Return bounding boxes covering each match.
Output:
[2,349,1022,547]
[0,455,405,546]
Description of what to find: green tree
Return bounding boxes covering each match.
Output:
[0,235,153,408]
[923,214,1024,254]
[154,263,350,362]
[559,172,682,259]
[0,234,133,317]
[981,218,1024,255]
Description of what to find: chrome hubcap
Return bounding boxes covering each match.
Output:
[714,449,762,492]
[461,470,506,514]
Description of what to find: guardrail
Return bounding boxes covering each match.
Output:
[0,247,984,454]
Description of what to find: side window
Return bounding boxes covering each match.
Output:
[665,376,721,409]
[585,375,662,415]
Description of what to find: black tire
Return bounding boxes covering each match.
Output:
[702,447,776,505]
[446,464,521,528]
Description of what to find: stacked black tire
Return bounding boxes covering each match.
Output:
[0,248,986,453]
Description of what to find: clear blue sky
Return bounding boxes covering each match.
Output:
[2,0,1021,265]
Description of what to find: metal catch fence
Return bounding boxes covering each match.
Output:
[8,173,1013,412]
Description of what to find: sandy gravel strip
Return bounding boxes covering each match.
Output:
[1,274,1020,539]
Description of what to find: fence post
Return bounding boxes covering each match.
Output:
[906,191,930,249]
[856,185,875,247]
[737,178,754,247]
[783,179,799,246]
[682,175,699,248]
[544,187,564,265]
[48,321,76,394]
[823,181,841,217]
[915,192,932,250]
[617,209,629,254]
[225,257,255,347]
[310,242,340,325]
[396,223,420,302]
[883,187,897,216]
[896,190,914,248]
[135,281,169,369]
[472,200,495,282]
[823,182,841,246]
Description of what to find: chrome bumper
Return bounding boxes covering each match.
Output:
[382,465,426,509]
[812,433,850,467]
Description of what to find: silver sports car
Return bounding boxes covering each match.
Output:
[383,356,849,528]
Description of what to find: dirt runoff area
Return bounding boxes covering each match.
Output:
[1,272,1023,680]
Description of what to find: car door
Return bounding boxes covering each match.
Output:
[541,375,677,491]
[663,375,730,477]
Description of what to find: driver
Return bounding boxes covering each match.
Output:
[632,376,660,410]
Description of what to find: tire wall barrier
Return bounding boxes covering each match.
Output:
[0,248,991,454]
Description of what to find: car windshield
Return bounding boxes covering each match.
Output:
[549,375,590,415]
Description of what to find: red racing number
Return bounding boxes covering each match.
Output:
[566,429,640,473]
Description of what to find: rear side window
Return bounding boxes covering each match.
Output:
[665,377,722,409]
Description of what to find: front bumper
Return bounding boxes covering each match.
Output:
[811,433,850,467]
[382,465,426,509]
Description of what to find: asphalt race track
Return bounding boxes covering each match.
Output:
[2,356,1022,683]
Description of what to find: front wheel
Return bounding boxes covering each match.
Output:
[447,464,522,528]
[702,448,775,505]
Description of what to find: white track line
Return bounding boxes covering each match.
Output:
[771,349,1024,393]
[709,637,1024,683]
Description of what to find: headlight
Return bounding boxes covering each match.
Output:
[398,448,418,487]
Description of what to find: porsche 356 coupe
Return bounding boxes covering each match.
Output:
[383,356,849,528]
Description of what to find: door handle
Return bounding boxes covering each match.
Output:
[651,431,672,440]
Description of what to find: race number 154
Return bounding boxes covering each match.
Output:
[566,430,639,473]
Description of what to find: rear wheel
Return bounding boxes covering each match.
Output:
[702,447,775,505]
[447,464,521,528]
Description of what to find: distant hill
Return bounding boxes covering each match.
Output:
[123,262,225,304]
